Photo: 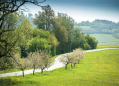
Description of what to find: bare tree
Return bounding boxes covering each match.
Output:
[13,54,31,77]
[38,50,53,74]
[28,51,41,75]
[59,53,74,69]
[73,48,84,64]
[0,0,46,59]
[60,48,85,69]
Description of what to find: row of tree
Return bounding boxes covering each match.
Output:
[60,48,84,69]
[0,50,52,77]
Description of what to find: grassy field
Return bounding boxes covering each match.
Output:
[0,49,119,86]
[97,45,119,49]
[90,34,119,45]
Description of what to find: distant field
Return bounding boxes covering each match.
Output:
[90,34,119,45]
[0,49,119,86]
[97,45,119,49]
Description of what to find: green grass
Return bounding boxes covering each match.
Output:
[90,34,119,45]
[0,49,119,86]
[0,68,32,74]
[97,45,119,49]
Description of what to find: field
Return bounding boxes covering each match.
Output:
[90,34,119,45]
[97,45,119,49]
[0,49,119,86]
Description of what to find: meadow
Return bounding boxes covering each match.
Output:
[90,34,119,45]
[0,49,119,86]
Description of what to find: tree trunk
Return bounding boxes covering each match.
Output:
[65,64,67,69]
[41,69,43,74]
[33,65,35,75]
[71,63,73,68]
[74,63,76,67]
[22,70,24,77]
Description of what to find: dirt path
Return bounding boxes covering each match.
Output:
[0,48,119,77]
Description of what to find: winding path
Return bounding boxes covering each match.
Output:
[0,48,119,77]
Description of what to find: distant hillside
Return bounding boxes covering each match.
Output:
[74,19,119,39]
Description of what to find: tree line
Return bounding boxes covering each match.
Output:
[74,20,119,39]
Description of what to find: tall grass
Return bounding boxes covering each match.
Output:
[0,49,119,86]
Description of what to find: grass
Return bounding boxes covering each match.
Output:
[90,34,119,45]
[0,68,32,74]
[0,49,119,86]
[97,45,119,49]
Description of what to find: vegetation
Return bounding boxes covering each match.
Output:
[0,0,46,59]
[0,49,119,86]
[59,48,84,69]
[74,20,119,39]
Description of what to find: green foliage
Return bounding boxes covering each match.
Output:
[33,5,55,31]
[85,34,98,49]
[0,57,14,73]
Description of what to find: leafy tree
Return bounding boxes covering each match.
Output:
[57,13,74,52]
[33,5,55,31]
[0,0,46,58]
[85,34,98,49]
[18,16,33,58]
[26,28,52,53]
[48,34,59,56]
[0,13,23,59]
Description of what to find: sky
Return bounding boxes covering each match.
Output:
[23,0,119,23]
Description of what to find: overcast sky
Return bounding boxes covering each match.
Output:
[23,0,119,23]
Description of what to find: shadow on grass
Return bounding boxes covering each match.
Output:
[0,78,40,86]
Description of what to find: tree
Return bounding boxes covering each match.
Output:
[85,34,98,49]
[28,51,41,75]
[13,54,30,77]
[57,13,75,52]
[73,48,84,64]
[18,15,33,58]
[38,50,53,74]
[26,28,52,53]
[33,5,55,31]
[0,0,46,59]
[48,34,59,56]
[59,53,74,69]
